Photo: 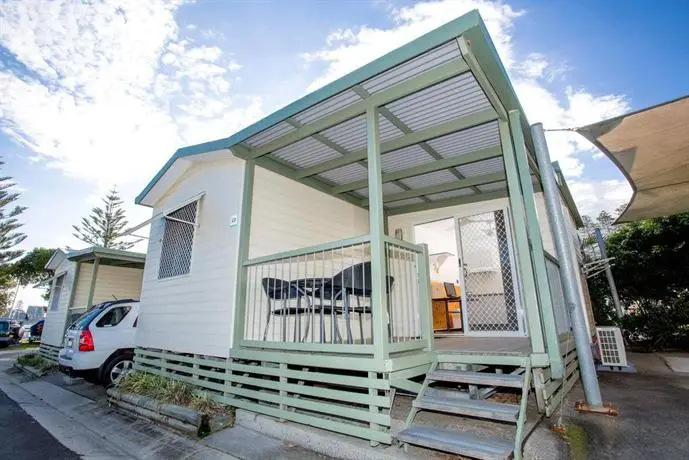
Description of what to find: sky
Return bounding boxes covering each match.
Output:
[1,0,688,306]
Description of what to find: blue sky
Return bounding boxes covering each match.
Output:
[1,0,688,306]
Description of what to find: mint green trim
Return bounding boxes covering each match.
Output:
[435,353,531,367]
[553,162,584,227]
[66,246,146,264]
[366,106,389,361]
[514,360,532,460]
[239,340,376,354]
[244,234,371,266]
[418,243,435,351]
[364,171,505,206]
[387,189,508,216]
[333,145,502,194]
[231,347,387,371]
[232,159,255,347]
[381,235,423,253]
[509,110,564,379]
[387,340,426,354]
[500,119,546,354]
[296,108,496,180]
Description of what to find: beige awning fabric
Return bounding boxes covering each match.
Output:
[576,95,689,223]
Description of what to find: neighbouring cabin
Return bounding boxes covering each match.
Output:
[131,11,597,459]
[39,247,145,362]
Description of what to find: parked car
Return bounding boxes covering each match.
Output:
[0,319,13,348]
[58,299,139,386]
[27,320,44,342]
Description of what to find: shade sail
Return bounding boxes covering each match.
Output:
[576,96,689,223]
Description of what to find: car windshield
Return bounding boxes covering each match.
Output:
[0,321,8,333]
[69,303,109,330]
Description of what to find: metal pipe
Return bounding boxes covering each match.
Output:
[594,228,623,319]
[531,123,603,407]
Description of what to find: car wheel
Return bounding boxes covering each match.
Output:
[103,354,133,387]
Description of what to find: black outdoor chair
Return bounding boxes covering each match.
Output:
[261,277,312,341]
[315,262,395,344]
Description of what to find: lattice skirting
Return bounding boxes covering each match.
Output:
[133,347,394,444]
[39,343,61,363]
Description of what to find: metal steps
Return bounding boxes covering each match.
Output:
[414,394,520,422]
[397,360,533,460]
[428,369,524,388]
[396,426,513,460]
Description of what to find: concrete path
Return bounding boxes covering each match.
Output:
[563,352,689,459]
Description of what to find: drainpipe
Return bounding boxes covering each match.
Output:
[594,228,623,319]
[531,123,603,408]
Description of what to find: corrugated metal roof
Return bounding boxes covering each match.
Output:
[355,182,405,197]
[244,121,296,148]
[271,136,342,168]
[361,41,461,94]
[384,72,490,132]
[456,156,504,177]
[293,89,362,125]
[426,121,499,158]
[477,180,507,193]
[400,169,458,189]
[320,114,403,153]
[381,144,435,173]
[426,188,475,201]
[384,197,425,208]
[318,162,369,185]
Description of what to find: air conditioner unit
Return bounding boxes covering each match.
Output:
[596,326,628,367]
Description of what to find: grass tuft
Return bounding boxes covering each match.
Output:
[16,353,55,372]
[117,372,232,418]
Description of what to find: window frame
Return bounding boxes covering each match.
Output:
[49,272,66,311]
[95,305,132,328]
[157,196,202,280]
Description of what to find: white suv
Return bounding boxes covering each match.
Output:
[58,299,139,386]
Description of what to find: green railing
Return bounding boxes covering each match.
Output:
[238,234,432,355]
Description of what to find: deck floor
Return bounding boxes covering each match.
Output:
[433,334,532,355]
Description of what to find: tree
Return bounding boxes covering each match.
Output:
[72,187,135,250]
[10,247,56,301]
[0,161,27,264]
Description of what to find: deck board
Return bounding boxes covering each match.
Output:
[433,335,532,355]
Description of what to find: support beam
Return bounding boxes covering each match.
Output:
[67,262,81,309]
[366,106,389,361]
[531,122,603,408]
[333,145,502,194]
[249,58,470,159]
[85,257,100,309]
[387,189,508,216]
[509,110,564,379]
[457,37,507,120]
[232,159,256,348]
[500,119,546,354]
[353,85,483,195]
[295,108,497,179]
[595,228,623,319]
[362,171,505,206]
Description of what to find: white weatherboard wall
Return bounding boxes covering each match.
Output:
[41,257,76,347]
[136,157,245,358]
[248,167,369,258]
[243,167,370,342]
[71,264,144,311]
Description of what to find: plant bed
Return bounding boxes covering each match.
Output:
[108,372,234,437]
[14,353,57,377]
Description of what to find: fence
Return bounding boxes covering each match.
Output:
[240,234,431,354]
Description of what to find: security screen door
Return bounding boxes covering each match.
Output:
[456,208,525,336]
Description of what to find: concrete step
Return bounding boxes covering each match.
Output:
[414,394,520,422]
[428,370,524,388]
[397,426,513,460]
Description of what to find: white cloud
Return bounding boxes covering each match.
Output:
[300,0,632,215]
[568,179,632,217]
[0,0,262,191]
